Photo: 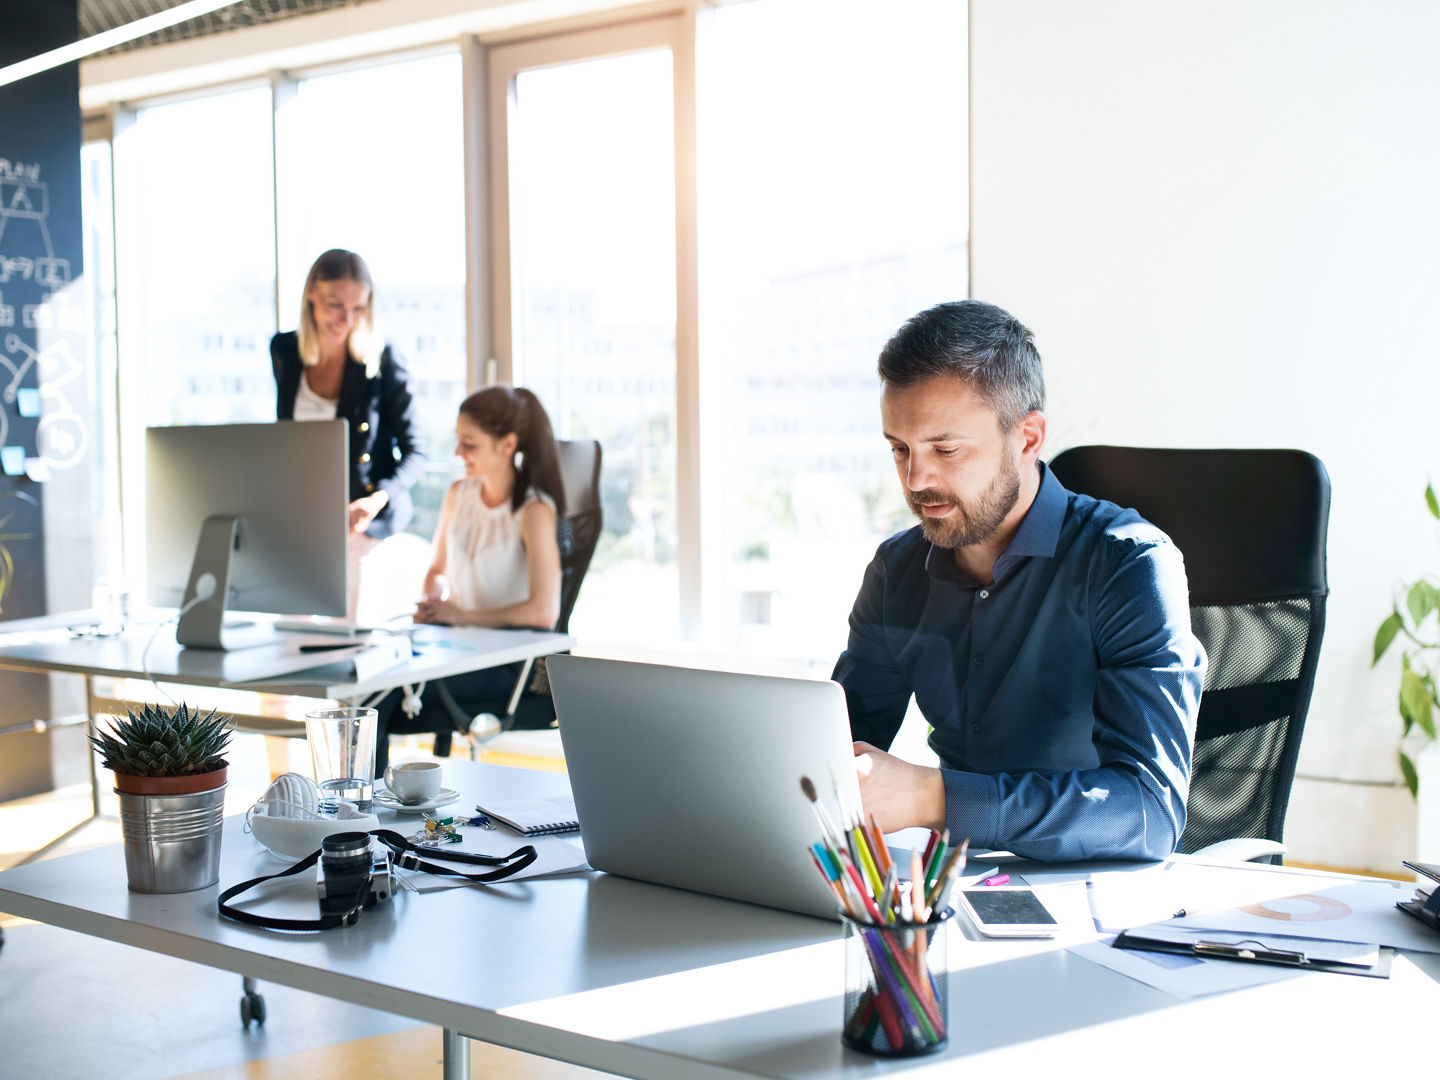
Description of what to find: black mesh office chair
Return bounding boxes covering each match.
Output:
[430,438,603,752]
[1048,446,1330,861]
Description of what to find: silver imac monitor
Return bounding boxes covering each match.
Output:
[145,421,349,650]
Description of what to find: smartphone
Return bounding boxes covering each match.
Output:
[956,886,1060,938]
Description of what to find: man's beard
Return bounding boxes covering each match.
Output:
[907,451,1021,550]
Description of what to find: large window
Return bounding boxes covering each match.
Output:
[118,86,277,429]
[701,0,969,664]
[112,56,467,565]
[492,29,682,645]
[276,52,467,540]
[95,6,967,661]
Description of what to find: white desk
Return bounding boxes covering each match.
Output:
[2,760,1438,1079]
[0,622,571,858]
[0,622,572,701]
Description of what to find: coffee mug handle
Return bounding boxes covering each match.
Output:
[382,764,398,792]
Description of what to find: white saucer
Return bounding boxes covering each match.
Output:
[374,788,461,814]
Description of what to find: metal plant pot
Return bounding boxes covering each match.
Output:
[115,769,227,893]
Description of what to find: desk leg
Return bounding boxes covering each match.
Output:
[85,675,101,818]
[8,675,104,867]
[442,1028,470,1080]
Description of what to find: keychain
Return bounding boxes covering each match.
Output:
[410,815,463,847]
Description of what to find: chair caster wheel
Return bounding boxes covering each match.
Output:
[468,713,501,741]
[240,991,267,1027]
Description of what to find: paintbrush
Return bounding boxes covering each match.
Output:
[800,775,844,850]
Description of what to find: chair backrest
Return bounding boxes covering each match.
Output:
[553,439,603,635]
[1047,446,1331,855]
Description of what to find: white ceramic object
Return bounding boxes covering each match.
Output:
[384,761,444,804]
[373,788,460,815]
[248,811,381,860]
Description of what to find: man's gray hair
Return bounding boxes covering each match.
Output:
[878,300,1045,430]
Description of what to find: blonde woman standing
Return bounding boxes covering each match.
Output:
[271,249,426,617]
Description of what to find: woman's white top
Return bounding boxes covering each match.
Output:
[293,373,339,421]
[445,479,555,612]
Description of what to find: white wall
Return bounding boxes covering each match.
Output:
[971,0,1440,871]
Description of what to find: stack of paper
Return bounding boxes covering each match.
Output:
[1074,866,1440,997]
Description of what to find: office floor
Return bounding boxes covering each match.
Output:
[0,730,604,1080]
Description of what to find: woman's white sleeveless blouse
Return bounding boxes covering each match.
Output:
[445,480,555,611]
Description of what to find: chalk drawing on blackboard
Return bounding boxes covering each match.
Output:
[0,259,29,284]
[0,289,12,328]
[0,333,38,403]
[0,177,48,221]
[22,291,82,332]
[0,169,71,293]
[37,414,84,469]
[3,334,88,470]
[34,258,68,288]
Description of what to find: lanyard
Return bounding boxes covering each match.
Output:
[218,828,537,931]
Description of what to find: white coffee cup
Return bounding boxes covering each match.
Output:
[383,761,443,805]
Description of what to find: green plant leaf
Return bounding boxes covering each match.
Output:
[1401,667,1437,740]
[1407,582,1433,626]
[1373,611,1403,664]
[1427,481,1439,520]
[1401,750,1420,799]
[89,702,231,777]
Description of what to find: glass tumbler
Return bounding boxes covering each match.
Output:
[304,706,378,814]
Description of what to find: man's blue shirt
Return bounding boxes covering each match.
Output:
[833,463,1205,861]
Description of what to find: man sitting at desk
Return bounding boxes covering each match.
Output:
[834,300,1205,862]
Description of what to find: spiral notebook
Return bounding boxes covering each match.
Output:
[476,794,580,837]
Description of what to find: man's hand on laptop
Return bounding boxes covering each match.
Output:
[852,741,946,833]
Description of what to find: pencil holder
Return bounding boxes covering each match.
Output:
[840,908,952,1057]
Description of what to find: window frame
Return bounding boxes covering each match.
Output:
[485,14,703,637]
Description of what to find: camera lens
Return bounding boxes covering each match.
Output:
[321,831,372,865]
[318,831,375,916]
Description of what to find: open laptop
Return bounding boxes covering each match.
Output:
[547,655,862,920]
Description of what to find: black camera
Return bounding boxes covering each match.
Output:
[317,831,395,917]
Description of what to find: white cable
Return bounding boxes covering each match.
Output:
[142,592,209,707]
[400,682,426,719]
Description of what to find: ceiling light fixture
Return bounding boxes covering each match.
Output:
[0,0,247,90]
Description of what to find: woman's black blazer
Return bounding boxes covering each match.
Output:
[271,331,426,540]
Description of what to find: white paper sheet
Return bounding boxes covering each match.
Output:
[401,835,590,892]
[1084,862,1343,934]
[1156,879,1440,954]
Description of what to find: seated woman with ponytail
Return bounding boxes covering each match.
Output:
[374,386,566,772]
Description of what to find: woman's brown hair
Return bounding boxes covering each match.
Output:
[458,386,566,517]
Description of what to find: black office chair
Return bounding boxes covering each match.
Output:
[1048,446,1330,862]
[429,438,603,753]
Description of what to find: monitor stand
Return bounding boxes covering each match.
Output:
[175,514,278,651]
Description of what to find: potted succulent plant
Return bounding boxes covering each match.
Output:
[90,703,233,893]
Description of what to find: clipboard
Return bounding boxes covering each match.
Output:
[1112,929,1395,979]
[1397,860,1440,932]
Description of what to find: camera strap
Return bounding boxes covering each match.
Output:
[218,828,539,932]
